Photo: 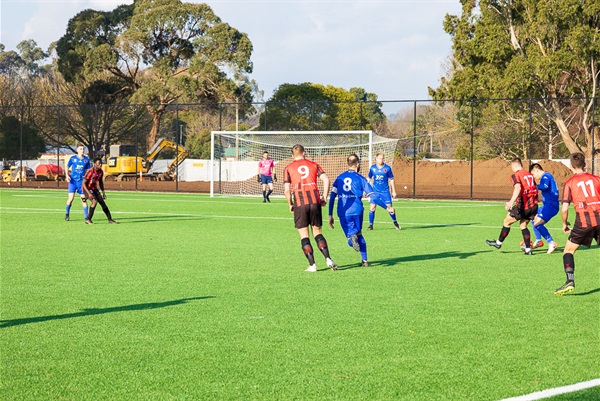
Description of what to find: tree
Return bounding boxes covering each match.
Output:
[0,115,45,160]
[430,0,600,159]
[56,0,254,151]
[260,83,385,131]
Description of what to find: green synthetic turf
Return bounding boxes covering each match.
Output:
[0,188,598,400]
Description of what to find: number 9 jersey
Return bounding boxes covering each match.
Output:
[284,159,325,207]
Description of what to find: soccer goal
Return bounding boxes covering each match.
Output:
[209,130,398,197]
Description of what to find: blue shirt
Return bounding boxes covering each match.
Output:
[329,170,374,217]
[537,171,559,210]
[67,155,91,182]
[368,163,394,193]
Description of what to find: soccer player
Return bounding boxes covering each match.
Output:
[284,144,337,272]
[366,152,400,230]
[257,151,276,203]
[83,157,118,225]
[554,152,600,296]
[486,158,538,254]
[528,163,559,253]
[64,143,90,221]
[328,154,374,267]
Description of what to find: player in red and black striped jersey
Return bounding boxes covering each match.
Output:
[83,157,118,225]
[284,144,337,272]
[486,158,538,254]
[555,152,600,295]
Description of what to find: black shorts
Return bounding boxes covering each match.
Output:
[509,205,537,221]
[294,203,323,229]
[568,221,600,248]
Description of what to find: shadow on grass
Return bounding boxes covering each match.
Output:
[0,296,215,328]
[336,250,488,270]
[567,288,600,297]
[110,215,206,224]
[401,222,476,230]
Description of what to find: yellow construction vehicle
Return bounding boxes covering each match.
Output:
[103,138,189,181]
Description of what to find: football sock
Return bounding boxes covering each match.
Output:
[99,202,112,220]
[66,204,71,215]
[301,237,315,265]
[358,234,367,261]
[314,234,331,259]
[521,228,531,249]
[498,226,510,244]
[532,224,542,242]
[267,189,273,198]
[563,253,575,281]
[369,210,375,226]
[262,190,266,199]
[87,206,95,221]
[83,205,89,219]
[534,223,553,242]
[388,212,397,223]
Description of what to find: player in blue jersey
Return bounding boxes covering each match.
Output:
[328,154,374,267]
[366,152,400,230]
[64,143,90,221]
[528,163,560,253]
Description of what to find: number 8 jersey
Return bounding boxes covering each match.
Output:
[284,159,325,207]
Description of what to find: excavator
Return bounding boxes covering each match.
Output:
[103,138,189,181]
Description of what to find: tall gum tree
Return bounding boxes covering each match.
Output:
[430,0,600,160]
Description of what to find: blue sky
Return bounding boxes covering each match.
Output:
[0,0,462,115]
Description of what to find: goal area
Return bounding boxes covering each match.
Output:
[210,130,398,197]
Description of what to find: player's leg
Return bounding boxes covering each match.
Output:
[555,240,579,295]
[78,184,89,220]
[96,195,116,223]
[295,208,317,271]
[355,214,368,265]
[266,181,274,202]
[386,204,400,230]
[310,205,336,270]
[65,191,75,221]
[367,202,376,230]
[86,195,98,224]
[534,207,558,253]
[486,211,516,249]
[519,219,532,255]
[261,180,267,202]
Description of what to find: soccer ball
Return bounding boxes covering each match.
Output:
[520,240,543,251]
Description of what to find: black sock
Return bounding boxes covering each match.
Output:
[301,238,315,265]
[521,228,531,249]
[88,206,96,220]
[563,253,575,282]
[101,205,112,220]
[262,190,266,199]
[267,189,273,198]
[314,234,331,259]
[499,226,510,243]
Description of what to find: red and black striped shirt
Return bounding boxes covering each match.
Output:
[83,168,104,191]
[284,158,325,207]
[511,169,538,210]
[562,172,600,228]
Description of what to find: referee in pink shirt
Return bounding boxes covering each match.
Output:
[257,151,276,202]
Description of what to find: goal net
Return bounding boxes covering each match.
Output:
[210,131,398,197]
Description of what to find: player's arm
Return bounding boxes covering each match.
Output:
[328,188,337,228]
[65,158,71,182]
[560,202,570,233]
[98,173,106,199]
[320,173,330,204]
[505,183,521,210]
[284,182,293,213]
[82,172,92,199]
[389,178,397,199]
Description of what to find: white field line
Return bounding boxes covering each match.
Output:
[499,378,600,401]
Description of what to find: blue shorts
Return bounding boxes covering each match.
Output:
[537,204,558,223]
[260,174,273,185]
[339,214,364,237]
[370,192,392,208]
[68,180,85,195]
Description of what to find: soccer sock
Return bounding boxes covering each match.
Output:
[498,226,510,244]
[87,206,95,221]
[369,210,375,226]
[535,223,553,243]
[563,253,575,282]
[532,224,542,242]
[262,190,266,199]
[267,189,273,198]
[388,212,397,223]
[358,234,367,261]
[301,238,315,265]
[314,234,331,259]
[83,205,89,219]
[66,204,71,215]
[101,204,112,220]
[521,228,531,249]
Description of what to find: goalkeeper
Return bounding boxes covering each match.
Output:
[257,151,276,203]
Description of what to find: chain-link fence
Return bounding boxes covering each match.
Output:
[1,98,597,200]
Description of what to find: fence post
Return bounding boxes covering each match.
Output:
[57,105,61,189]
[413,101,417,199]
[470,99,474,200]
[176,104,179,193]
[135,104,139,191]
[592,97,596,175]
[528,97,533,165]
[19,106,23,188]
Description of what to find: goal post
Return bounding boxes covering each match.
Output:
[210,130,398,197]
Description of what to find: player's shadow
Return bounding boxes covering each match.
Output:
[112,215,205,223]
[336,250,487,270]
[0,296,214,329]
[567,288,600,296]
[403,222,476,230]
